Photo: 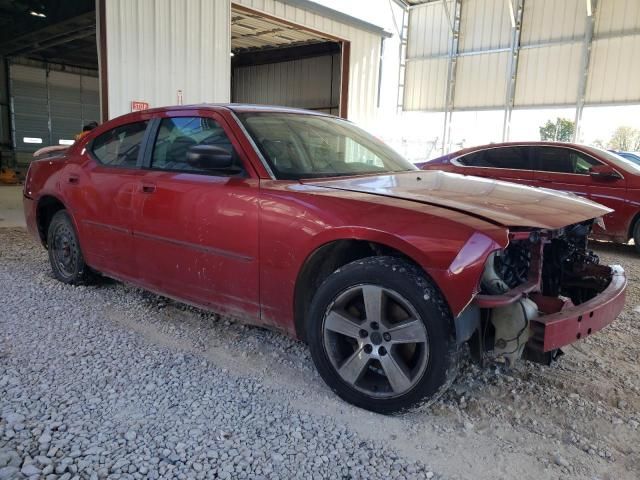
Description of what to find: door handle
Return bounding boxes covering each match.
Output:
[67,175,79,185]
[141,183,156,194]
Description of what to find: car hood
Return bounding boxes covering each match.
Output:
[304,170,612,230]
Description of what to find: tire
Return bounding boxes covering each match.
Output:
[633,219,640,254]
[307,256,459,414]
[47,210,96,285]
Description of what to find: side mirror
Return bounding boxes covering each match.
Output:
[186,145,237,172]
[589,164,621,180]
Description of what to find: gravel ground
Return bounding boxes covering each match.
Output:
[1,227,639,480]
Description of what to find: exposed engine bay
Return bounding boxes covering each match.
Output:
[471,219,616,366]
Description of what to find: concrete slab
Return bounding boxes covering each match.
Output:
[0,186,26,228]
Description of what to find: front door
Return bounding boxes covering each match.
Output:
[132,113,261,321]
[532,146,627,235]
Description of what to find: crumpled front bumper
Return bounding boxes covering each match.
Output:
[526,265,626,353]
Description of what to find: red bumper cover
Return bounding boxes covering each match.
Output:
[527,265,626,352]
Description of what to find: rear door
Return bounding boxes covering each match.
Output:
[452,146,535,183]
[132,112,261,320]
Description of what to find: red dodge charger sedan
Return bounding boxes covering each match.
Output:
[24,105,626,413]
[418,142,640,251]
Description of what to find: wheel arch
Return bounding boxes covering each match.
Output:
[36,195,68,247]
[627,210,640,241]
[293,238,452,342]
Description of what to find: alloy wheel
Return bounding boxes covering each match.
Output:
[322,284,430,398]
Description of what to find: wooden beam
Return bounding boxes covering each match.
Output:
[339,41,350,119]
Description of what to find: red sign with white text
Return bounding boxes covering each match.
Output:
[130,101,149,112]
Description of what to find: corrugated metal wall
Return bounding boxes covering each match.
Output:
[404,0,640,112]
[455,0,512,109]
[104,0,231,119]
[587,0,640,105]
[404,0,512,110]
[459,0,511,52]
[596,0,640,33]
[406,1,451,58]
[515,42,583,106]
[235,0,383,127]
[9,64,99,164]
[455,51,510,108]
[516,0,586,107]
[105,0,383,127]
[232,54,341,114]
[0,57,11,150]
[10,65,47,154]
[404,0,450,110]
[520,0,585,45]
[404,58,448,110]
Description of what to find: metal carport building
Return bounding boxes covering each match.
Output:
[0,0,393,168]
[401,0,640,151]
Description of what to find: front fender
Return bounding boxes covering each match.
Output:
[302,226,507,318]
[427,231,507,316]
[259,182,509,333]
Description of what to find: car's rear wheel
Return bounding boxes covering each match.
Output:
[307,256,458,414]
[47,210,96,284]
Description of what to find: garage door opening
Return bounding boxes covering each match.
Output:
[0,0,98,168]
[231,4,349,118]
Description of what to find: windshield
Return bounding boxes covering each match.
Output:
[237,112,416,179]
[617,151,640,165]
[583,146,640,174]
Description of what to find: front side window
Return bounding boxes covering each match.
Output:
[151,117,242,174]
[535,147,601,174]
[237,113,416,179]
[458,147,531,170]
[91,121,148,167]
[583,146,640,173]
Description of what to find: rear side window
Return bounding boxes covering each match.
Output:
[91,121,148,167]
[151,116,242,174]
[535,147,601,174]
[458,147,530,170]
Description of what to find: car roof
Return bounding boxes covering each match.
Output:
[113,103,333,124]
[443,141,598,158]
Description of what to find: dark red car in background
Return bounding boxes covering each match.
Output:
[23,108,626,413]
[418,142,640,251]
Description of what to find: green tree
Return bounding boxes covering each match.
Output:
[539,118,576,142]
[608,126,640,151]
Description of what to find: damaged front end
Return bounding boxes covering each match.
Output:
[463,219,626,366]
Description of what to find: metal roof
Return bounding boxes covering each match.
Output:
[231,7,332,51]
[275,0,392,37]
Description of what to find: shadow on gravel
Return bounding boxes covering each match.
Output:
[590,239,636,256]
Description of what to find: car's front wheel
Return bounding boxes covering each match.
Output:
[632,219,640,254]
[308,256,458,414]
[47,210,96,284]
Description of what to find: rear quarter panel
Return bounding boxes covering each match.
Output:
[23,155,71,244]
